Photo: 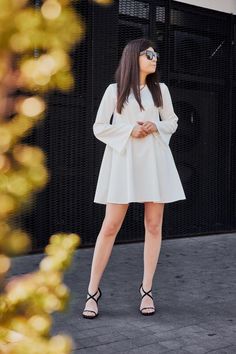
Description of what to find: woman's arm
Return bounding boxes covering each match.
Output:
[154,82,178,146]
[93,84,135,154]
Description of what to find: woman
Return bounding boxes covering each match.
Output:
[82,38,186,319]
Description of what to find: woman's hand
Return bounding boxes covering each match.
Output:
[131,124,149,138]
[131,121,158,138]
[137,121,158,134]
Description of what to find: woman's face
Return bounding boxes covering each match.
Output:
[139,47,157,75]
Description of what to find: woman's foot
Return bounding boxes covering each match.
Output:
[139,283,156,315]
[82,287,102,319]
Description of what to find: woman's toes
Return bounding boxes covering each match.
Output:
[140,289,155,313]
[83,310,96,317]
[142,308,155,314]
[83,298,98,316]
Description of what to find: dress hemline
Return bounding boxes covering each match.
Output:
[94,197,186,205]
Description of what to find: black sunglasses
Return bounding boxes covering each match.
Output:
[140,50,160,61]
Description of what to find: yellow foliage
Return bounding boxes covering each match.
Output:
[0,0,113,352]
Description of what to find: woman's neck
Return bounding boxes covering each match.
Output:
[139,73,147,86]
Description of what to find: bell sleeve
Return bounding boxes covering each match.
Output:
[153,83,178,146]
[93,84,135,154]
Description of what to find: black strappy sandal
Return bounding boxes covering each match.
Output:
[139,283,156,316]
[82,287,102,319]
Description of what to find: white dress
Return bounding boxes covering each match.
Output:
[93,82,186,204]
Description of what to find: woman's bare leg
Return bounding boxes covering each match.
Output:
[140,202,165,314]
[83,203,129,317]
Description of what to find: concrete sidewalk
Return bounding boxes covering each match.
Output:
[10,233,236,354]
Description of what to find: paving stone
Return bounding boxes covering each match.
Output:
[9,232,236,353]
[158,339,183,350]
[162,350,192,354]
[200,346,236,354]
[182,344,208,354]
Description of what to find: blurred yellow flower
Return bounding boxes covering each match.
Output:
[41,0,62,20]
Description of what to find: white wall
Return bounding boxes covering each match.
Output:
[175,0,236,14]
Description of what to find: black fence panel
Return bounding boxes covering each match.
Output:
[16,0,236,251]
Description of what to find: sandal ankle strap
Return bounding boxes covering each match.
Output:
[86,287,102,304]
[139,283,153,300]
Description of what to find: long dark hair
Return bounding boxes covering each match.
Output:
[114,38,163,114]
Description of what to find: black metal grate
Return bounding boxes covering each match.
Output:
[18,0,236,252]
[119,0,149,19]
[167,4,232,237]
